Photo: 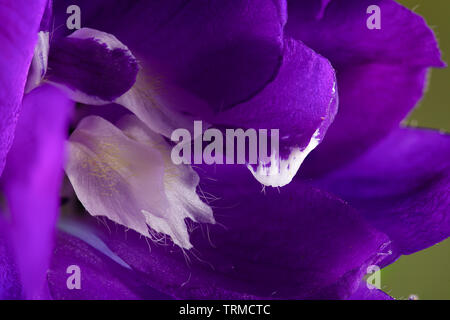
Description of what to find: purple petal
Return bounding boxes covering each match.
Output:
[92,165,389,299]
[53,2,337,188]
[286,0,445,176]
[1,85,73,299]
[302,64,430,177]
[47,221,170,300]
[39,0,53,31]
[47,28,139,103]
[287,0,444,68]
[315,128,450,257]
[214,38,337,187]
[53,0,286,112]
[0,0,48,176]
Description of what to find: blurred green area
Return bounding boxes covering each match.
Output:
[400,0,450,132]
[379,0,450,300]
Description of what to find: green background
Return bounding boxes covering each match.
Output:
[379,0,450,300]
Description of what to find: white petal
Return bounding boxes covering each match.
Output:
[66,116,213,249]
[248,129,321,187]
[115,68,213,138]
[25,31,49,93]
[117,115,214,225]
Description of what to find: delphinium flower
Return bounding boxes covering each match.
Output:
[0,0,448,300]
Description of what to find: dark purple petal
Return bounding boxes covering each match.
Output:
[89,165,390,299]
[47,28,139,103]
[213,38,337,187]
[315,128,450,258]
[40,0,53,31]
[286,0,445,176]
[1,85,73,299]
[287,0,443,67]
[53,0,286,112]
[53,2,337,188]
[0,0,48,176]
[302,64,430,177]
[47,221,170,300]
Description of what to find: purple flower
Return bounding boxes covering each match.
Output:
[0,0,448,300]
